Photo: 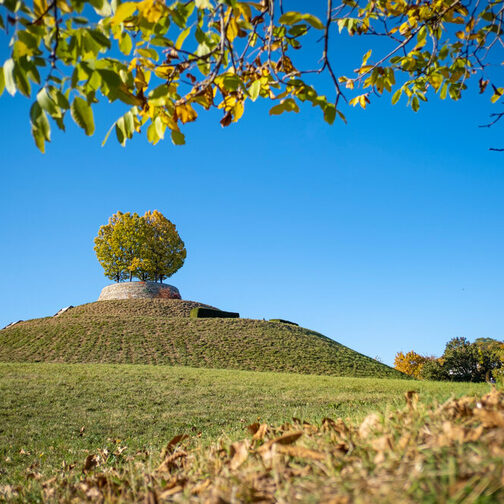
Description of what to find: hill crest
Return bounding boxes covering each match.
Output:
[0,299,406,379]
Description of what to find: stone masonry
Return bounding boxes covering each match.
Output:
[98,282,181,301]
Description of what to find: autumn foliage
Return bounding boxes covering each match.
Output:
[0,0,503,151]
[94,210,186,283]
[394,351,430,379]
[395,337,504,382]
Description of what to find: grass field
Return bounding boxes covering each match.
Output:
[0,299,405,378]
[0,362,489,496]
[1,300,500,502]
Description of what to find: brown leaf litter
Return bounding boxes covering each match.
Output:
[13,388,504,503]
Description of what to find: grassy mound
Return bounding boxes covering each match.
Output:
[0,300,402,378]
[62,299,218,318]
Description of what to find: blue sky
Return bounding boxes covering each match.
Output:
[1,8,503,366]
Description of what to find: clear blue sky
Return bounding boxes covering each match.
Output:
[1,10,503,366]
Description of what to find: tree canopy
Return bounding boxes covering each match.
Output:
[94,210,186,282]
[394,336,504,381]
[0,0,502,151]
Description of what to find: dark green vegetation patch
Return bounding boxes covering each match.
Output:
[269,319,299,326]
[189,307,240,319]
[0,299,403,378]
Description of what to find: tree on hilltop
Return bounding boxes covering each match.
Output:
[94,210,186,282]
[143,210,186,282]
[0,0,502,152]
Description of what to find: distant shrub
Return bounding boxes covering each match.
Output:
[269,319,299,326]
[190,307,239,319]
[419,359,448,381]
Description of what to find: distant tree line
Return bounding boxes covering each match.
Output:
[94,210,186,283]
[395,337,504,382]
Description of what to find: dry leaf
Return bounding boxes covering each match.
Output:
[247,423,260,435]
[162,434,189,457]
[144,489,158,504]
[276,445,326,460]
[405,390,419,409]
[271,431,303,446]
[83,454,98,472]
[359,413,380,439]
[229,440,249,470]
[252,424,268,441]
[157,451,187,472]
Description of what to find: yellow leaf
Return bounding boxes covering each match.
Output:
[154,65,176,79]
[175,27,190,50]
[175,103,197,124]
[138,0,165,24]
[362,49,372,65]
[34,0,48,19]
[111,2,137,26]
[227,15,239,42]
[232,100,244,122]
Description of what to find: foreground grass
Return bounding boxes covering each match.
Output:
[37,388,504,503]
[0,362,488,497]
[0,300,404,378]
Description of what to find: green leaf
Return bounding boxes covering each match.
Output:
[32,126,46,153]
[136,47,159,61]
[171,129,185,145]
[336,109,347,124]
[269,103,285,115]
[221,73,242,92]
[391,88,402,105]
[279,11,303,25]
[37,88,58,116]
[71,96,95,135]
[102,121,116,146]
[123,110,135,137]
[279,11,324,29]
[3,59,16,96]
[119,33,133,55]
[323,103,336,124]
[51,88,70,109]
[115,116,126,145]
[301,14,324,30]
[411,95,420,112]
[154,116,165,140]
[147,121,160,145]
[89,29,112,49]
[14,64,30,97]
[249,80,261,101]
[0,68,4,96]
[30,102,50,141]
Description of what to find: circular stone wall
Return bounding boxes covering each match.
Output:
[98,282,181,301]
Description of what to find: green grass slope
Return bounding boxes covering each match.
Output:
[0,299,404,378]
[0,363,488,489]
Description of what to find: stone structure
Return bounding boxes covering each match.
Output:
[98,281,181,301]
[54,306,74,317]
[1,320,22,330]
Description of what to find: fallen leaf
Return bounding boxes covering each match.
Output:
[276,445,326,460]
[252,424,268,441]
[83,454,98,472]
[229,440,249,470]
